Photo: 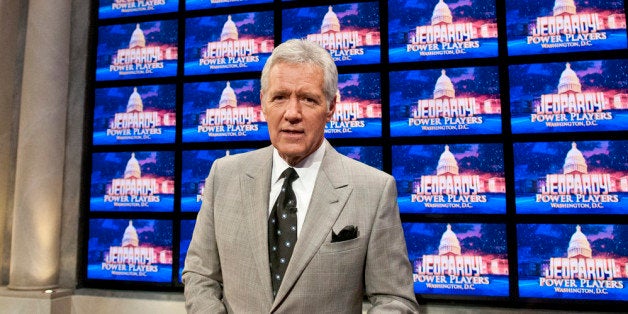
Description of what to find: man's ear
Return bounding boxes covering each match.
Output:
[260,91,267,116]
[326,98,336,122]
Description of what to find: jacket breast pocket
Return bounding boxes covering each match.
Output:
[319,236,362,254]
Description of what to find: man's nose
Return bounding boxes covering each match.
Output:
[284,97,302,121]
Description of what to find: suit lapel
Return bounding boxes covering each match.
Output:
[272,144,352,309]
[241,147,275,304]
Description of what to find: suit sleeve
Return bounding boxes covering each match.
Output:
[182,160,227,314]
[365,175,421,313]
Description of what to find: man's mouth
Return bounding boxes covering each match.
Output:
[282,129,303,134]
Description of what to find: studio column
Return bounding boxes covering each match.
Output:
[8,0,71,290]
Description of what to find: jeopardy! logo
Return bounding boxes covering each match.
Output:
[110,24,177,75]
[524,0,625,49]
[306,6,379,62]
[413,224,508,290]
[406,0,497,56]
[199,15,273,70]
[104,153,174,207]
[197,82,262,137]
[539,226,625,295]
[111,0,167,14]
[106,87,175,140]
[325,90,381,134]
[535,142,620,210]
[101,220,172,276]
[531,63,618,128]
[412,145,505,209]
[408,69,500,132]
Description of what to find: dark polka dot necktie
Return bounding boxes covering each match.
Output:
[268,167,298,298]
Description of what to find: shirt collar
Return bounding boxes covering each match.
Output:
[272,140,326,183]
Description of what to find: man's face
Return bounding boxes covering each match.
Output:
[261,62,335,166]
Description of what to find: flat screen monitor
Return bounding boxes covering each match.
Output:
[392,143,506,214]
[87,218,173,283]
[326,72,382,139]
[282,2,381,66]
[517,223,628,301]
[179,219,196,282]
[186,0,272,11]
[390,66,502,137]
[182,79,268,142]
[181,148,255,212]
[388,0,499,63]
[96,20,178,81]
[513,140,628,214]
[98,0,178,19]
[335,145,383,170]
[93,84,177,145]
[90,151,175,212]
[509,59,628,134]
[505,0,628,56]
[184,12,274,75]
[404,222,509,297]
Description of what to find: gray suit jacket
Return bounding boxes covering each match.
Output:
[183,142,419,313]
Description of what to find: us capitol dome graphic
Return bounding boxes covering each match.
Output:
[219,81,237,109]
[412,145,506,195]
[321,6,340,34]
[129,24,146,49]
[438,224,461,256]
[411,0,496,40]
[553,0,577,16]
[542,62,625,112]
[434,69,455,100]
[112,22,177,67]
[416,69,500,115]
[533,0,627,35]
[124,153,142,179]
[533,141,623,196]
[437,145,459,176]
[104,153,174,203]
[126,87,143,113]
[536,0,611,30]
[567,225,592,258]
[221,15,238,41]
[309,5,380,47]
[563,142,587,175]
[432,0,453,25]
[108,87,175,131]
[201,13,273,57]
[101,219,174,267]
[122,220,140,247]
[557,63,582,95]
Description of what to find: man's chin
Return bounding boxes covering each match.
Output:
[275,146,308,164]
[277,148,305,158]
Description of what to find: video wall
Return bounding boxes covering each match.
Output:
[84,0,628,308]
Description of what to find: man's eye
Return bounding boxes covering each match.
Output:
[302,97,317,105]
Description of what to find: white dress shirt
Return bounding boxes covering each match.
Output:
[269,141,325,238]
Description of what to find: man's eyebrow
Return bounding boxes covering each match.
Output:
[274,86,293,92]
[268,89,289,96]
[299,92,322,100]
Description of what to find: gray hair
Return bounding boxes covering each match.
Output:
[260,39,338,110]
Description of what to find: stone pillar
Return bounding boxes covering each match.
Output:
[0,0,26,286]
[8,0,71,290]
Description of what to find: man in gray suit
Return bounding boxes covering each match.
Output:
[183,39,419,313]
